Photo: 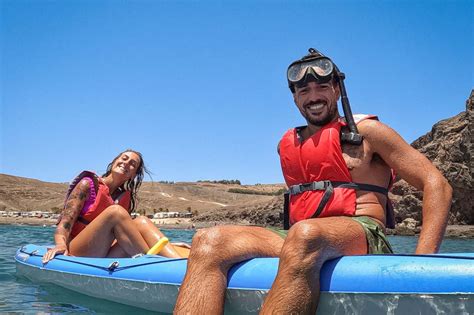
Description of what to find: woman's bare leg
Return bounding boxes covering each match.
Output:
[133,216,183,258]
[105,240,128,258]
[69,205,149,257]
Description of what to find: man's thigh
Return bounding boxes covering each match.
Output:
[193,225,286,261]
[287,216,368,257]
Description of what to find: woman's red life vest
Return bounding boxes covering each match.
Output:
[65,171,131,239]
[279,114,394,226]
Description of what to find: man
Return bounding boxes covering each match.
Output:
[174,48,452,314]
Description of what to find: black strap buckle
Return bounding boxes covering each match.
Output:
[291,185,301,194]
[311,181,334,218]
[321,180,331,189]
[289,181,328,195]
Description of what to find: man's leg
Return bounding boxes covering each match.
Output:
[174,225,284,315]
[260,216,368,314]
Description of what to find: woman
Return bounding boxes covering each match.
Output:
[42,149,189,264]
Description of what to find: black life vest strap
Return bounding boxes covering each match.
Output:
[312,181,334,218]
[77,216,91,225]
[113,189,127,204]
[283,180,389,230]
[288,181,388,196]
[283,192,290,230]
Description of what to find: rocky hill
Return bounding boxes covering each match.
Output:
[195,90,474,228]
[0,175,66,211]
[0,173,284,215]
[390,89,473,225]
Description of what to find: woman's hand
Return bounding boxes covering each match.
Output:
[42,244,69,264]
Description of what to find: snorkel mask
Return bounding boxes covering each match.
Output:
[287,48,363,145]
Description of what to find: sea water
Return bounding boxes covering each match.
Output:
[2,224,473,314]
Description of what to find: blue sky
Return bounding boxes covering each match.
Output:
[1,0,473,184]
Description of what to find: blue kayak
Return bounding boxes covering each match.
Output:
[15,244,474,314]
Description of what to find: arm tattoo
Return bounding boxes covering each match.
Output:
[63,222,71,230]
[58,180,90,232]
[79,191,87,200]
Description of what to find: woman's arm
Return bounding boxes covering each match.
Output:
[42,179,91,263]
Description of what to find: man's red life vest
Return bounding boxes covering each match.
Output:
[64,171,131,239]
[279,114,395,227]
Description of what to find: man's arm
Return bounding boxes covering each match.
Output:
[360,119,452,254]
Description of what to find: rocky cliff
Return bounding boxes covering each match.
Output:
[390,90,473,225]
[0,174,283,215]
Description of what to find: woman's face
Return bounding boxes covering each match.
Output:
[111,152,141,181]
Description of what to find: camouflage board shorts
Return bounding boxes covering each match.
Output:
[268,215,393,254]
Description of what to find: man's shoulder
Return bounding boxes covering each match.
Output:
[340,114,379,125]
[340,114,392,141]
[357,119,387,142]
[357,117,405,150]
[357,117,391,131]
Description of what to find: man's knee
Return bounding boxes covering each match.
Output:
[280,220,328,269]
[189,227,234,265]
[287,220,327,249]
[191,227,230,252]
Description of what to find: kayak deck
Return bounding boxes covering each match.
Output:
[15,244,474,314]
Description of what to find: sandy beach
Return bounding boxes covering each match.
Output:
[0,216,206,230]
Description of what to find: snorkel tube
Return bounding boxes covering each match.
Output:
[333,66,363,145]
[287,48,363,145]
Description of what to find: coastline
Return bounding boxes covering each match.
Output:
[1,217,473,238]
[0,217,205,230]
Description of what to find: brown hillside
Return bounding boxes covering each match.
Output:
[0,174,66,211]
[0,173,285,215]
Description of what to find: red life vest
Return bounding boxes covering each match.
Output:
[279,114,395,227]
[65,171,131,239]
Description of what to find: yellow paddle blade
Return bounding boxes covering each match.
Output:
[146,237,169,255]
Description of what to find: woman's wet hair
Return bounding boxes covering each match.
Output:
[102,149,151,212]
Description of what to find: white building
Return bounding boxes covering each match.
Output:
[153,212,180,219]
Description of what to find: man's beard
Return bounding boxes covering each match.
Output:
[305,103,338,126]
